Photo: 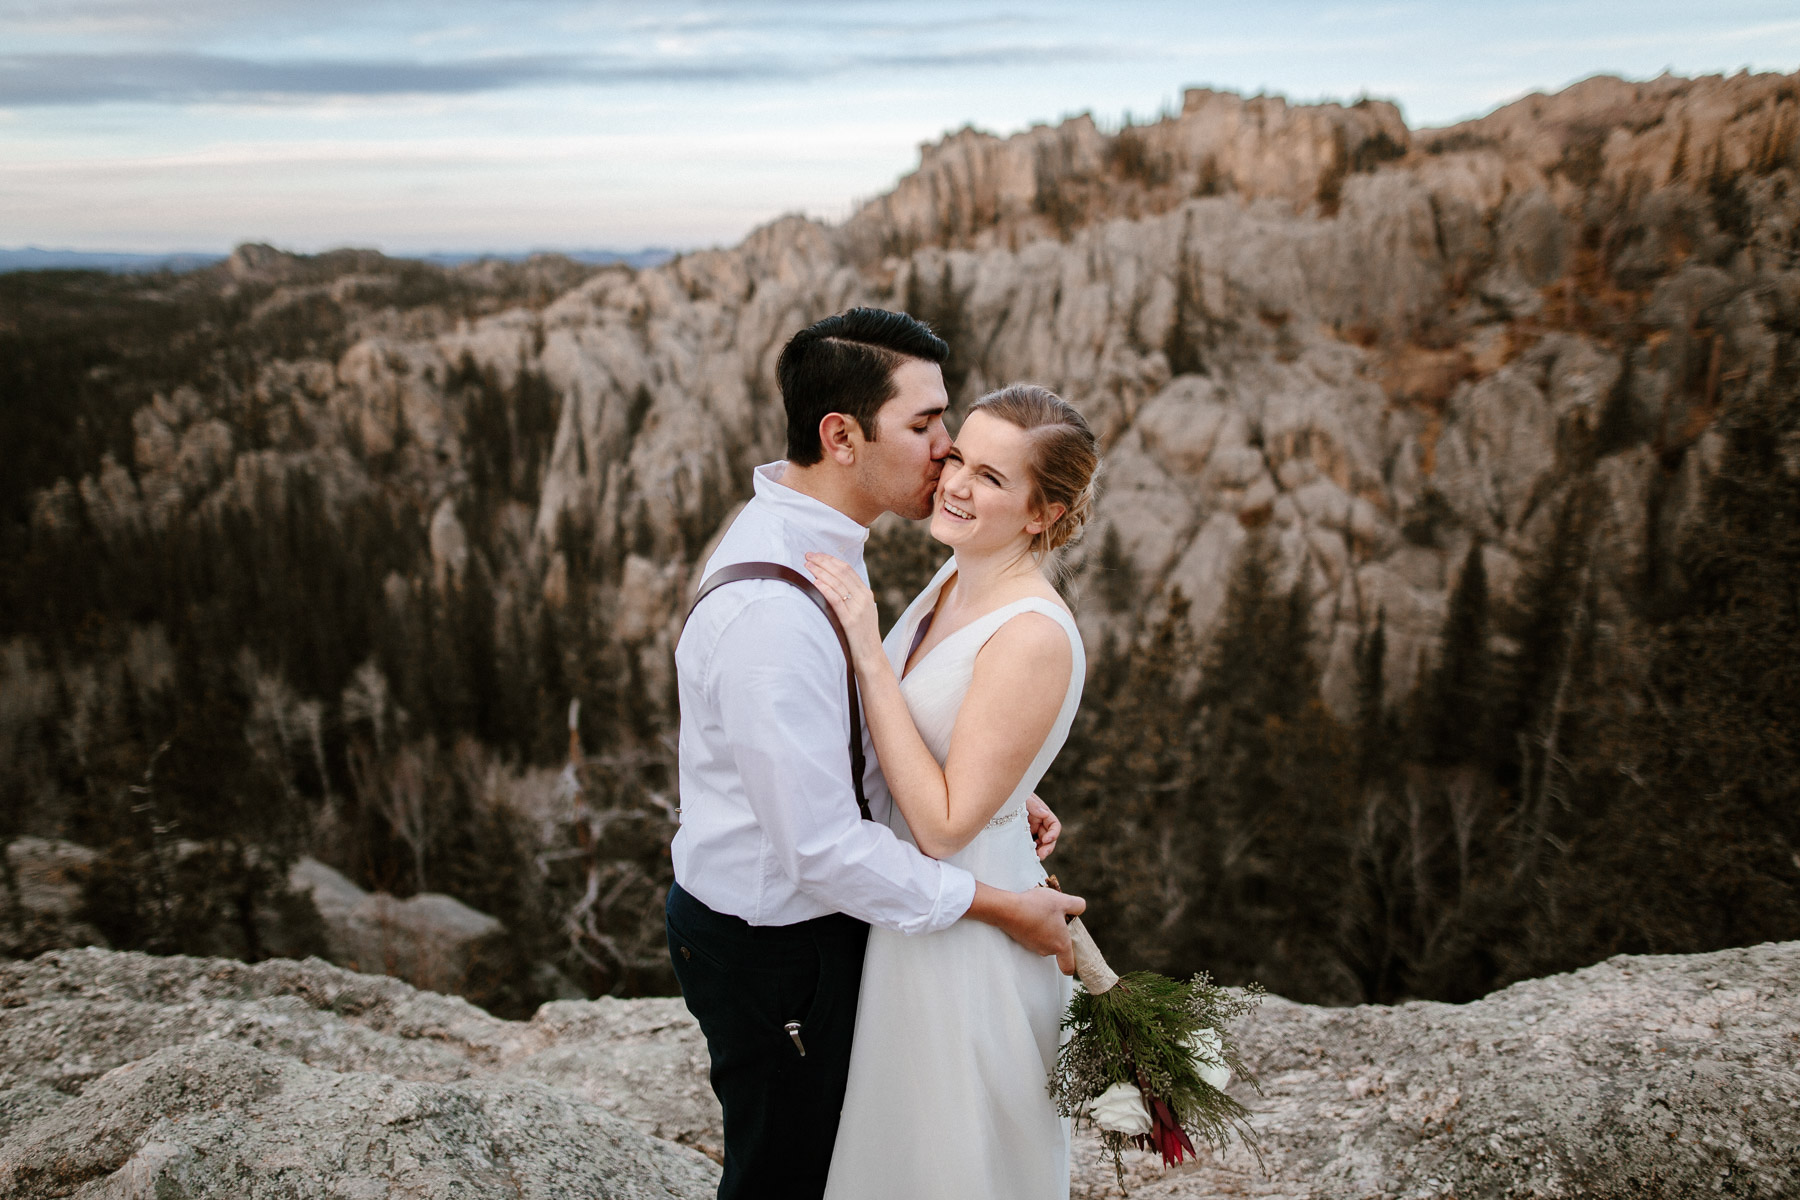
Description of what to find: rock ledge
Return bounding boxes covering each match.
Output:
[2,942,1795,1198]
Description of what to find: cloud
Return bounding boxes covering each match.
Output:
[0,52,578,105]
[0,0,359,38]
[0,41,1125,106]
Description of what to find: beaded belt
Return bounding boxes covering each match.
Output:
[985,805,1025,830]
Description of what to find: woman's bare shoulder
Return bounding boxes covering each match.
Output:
[977,608,1074,674]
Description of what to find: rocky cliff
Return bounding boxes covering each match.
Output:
[6,68,1798,1006]
[2,943,1794,1198]
[29,72,1799,705]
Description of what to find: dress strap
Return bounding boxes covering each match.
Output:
[972,597,1082,657]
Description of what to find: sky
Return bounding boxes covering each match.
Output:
[3,1,1798,256]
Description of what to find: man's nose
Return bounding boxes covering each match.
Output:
[930,422,953,459]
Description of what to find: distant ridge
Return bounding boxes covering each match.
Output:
[0,248,226,274]
[0,246,677,276]
[415,248,677,270]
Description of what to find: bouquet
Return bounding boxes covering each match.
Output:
[1045,880,1264,1182]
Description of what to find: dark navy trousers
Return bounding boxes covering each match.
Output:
[666,881,870,1200]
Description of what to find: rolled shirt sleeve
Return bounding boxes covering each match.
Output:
[708,595,976,935]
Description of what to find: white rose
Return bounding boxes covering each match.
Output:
[1090,1081,1152,1135]
[1185,1027,1232,1092]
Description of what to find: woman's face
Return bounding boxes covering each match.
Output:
[928,410,1056,556]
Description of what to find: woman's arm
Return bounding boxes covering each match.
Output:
[807,554,1071,859]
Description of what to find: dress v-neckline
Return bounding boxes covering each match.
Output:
[899,569,1062,683]
[900,571,958,681]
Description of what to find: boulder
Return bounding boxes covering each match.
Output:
[0,838,108,959]
[1,1039,715,1200]
[0,948,719,1197]
[287,857,519,1008]
[1075,941,1800,1199]
[2,942,1793,1198]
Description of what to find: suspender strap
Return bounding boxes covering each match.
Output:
[685,561,871,821]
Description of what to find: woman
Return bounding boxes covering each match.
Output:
[807,383,1099,1200]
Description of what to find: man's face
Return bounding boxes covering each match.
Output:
[853,357,952,521]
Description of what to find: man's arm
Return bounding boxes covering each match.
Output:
[1026,793,1060,861]
[710,594,974,935]
[967,882,1084,974]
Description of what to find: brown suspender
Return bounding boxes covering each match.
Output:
[685,561,871,821]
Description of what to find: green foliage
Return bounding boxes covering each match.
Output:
[1165,243,1207,377]
[453,352,562,517]
[1041,591,1200,973]
[1051,971,1263,1180]
[1092,524,1138,614]
[903,261,973,406]
[1107,126,1175,188]
[1414,540,1492,765]
[1535,358,1800,963]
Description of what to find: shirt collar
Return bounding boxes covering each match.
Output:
[752,461,871,562]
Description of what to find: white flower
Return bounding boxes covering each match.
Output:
[1185,1027,1232,1092]
[1090,1081,1152,1135]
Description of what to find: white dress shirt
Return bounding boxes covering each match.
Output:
[672,462,977,934]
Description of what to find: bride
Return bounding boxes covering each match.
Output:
[807,383,1098,1200]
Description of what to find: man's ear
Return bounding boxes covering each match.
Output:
[1024,502,1067,536]
[818,412,859,466]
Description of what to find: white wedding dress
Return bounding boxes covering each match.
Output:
[824,556,1085,1200]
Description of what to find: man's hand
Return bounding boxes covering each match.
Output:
[1026,793,1060,861]
[966,882,1087,974]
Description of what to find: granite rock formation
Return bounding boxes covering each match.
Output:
[0,948,720,1198]
[39,71,1792,709]
[2,942,1794,1198]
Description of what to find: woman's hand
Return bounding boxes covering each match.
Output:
[804,553,886,673]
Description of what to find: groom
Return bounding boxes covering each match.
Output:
[667,307,1086,1200]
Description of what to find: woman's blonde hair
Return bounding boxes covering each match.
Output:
[969,384,1099,559]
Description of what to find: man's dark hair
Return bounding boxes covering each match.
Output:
[776,307,948,465]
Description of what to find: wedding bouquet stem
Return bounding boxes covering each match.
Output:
[1046,880,1264,1183]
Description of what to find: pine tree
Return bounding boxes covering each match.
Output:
[1497,488,1593,771]
[1092,524,1138,613]
[1175,535,1354,998]
[1042,590,1199,974]
[1560,361,1800,956]
[1165,241,1206,377]
[1353,608,1391,785]
[1416,541,1492,766]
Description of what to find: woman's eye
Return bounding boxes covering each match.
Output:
[983,473,1000,485]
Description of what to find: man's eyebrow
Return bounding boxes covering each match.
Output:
[909,403,947,421]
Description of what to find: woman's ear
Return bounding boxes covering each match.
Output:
[818,412,858,465]
[1025,502,1068,536]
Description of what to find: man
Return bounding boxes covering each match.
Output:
[667,307,1086,1200]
